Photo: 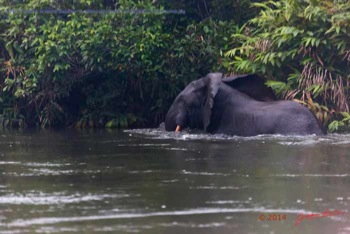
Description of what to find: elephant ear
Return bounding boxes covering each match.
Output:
[202,72,222,130]
[223,74,277,101]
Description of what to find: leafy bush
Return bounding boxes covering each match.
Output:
[226,0,350,132]
[0,0,239,128]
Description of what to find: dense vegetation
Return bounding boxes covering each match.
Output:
[227,0,350,132]
[0,0,350,132]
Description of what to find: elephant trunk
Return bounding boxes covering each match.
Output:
[165,102,189,131]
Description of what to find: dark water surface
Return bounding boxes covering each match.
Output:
[0,129,349,233]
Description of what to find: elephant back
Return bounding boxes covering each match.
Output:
[223,74,277,101]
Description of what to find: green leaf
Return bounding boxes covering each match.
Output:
[203,26,209,34]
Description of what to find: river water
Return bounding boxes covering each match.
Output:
[0,129,349,233]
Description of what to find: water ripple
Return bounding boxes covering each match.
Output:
[6,207,314,227]
[189,186,241,190]
[125,129,350,146]
[271,174,350,177]
[206,200,250,204]
[182,170,230,176]
[0,193,128,205]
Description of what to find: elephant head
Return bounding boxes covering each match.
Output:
[165,73,222,132]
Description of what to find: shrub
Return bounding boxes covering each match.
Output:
[226,0,350,132]
[0,0,239,128]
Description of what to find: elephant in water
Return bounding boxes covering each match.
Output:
[165,72,326,136]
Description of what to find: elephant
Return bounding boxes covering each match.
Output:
[165,72,326,136]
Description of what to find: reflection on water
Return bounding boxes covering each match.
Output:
[0,129,349,233]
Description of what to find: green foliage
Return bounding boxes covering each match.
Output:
[0,0,240,128]
[226,0,350,132]
[158,0,261,25]
[328,112,350,132]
